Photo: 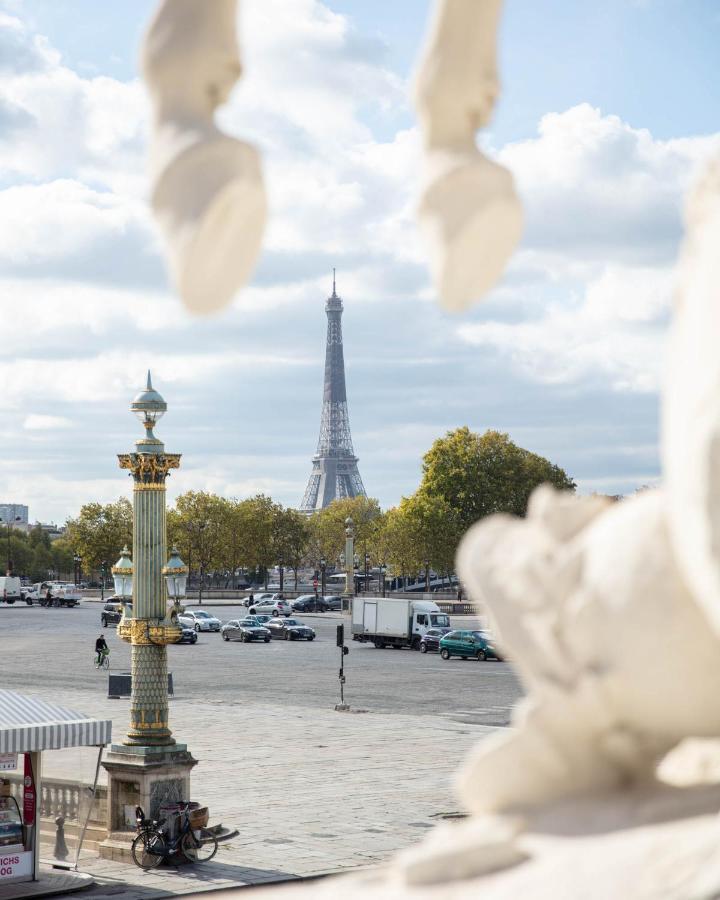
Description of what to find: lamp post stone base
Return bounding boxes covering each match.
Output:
[99,743,197,863]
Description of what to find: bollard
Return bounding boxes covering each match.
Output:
[54,815,69,860]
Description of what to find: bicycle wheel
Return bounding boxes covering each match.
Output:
[131,831,166,869]
[103,654,110,669]
[181,828,218,863]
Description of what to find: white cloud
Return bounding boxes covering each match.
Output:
[23,414,72,430]
[458,264,673,392]
[501,103,720,267]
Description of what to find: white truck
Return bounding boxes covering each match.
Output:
[351,596,451,650]
[0,576,23,604]
[28,581,81,607]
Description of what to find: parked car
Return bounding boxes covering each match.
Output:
[439,630,501,661]
[266,617,316,641]
[220,619,271,643]
[248,596,292,617]
[101,600,126,627]
[419,627,452,653]
[322,595,343,611]
[180,610,222,632]
[243,614,272,626]
[177,625,198,644]
[291,595,329,613]
[243,592,274,608]
[0,576,22,605]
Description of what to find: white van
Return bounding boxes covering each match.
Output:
[0,576,22,604]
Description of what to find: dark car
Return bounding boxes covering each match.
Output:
[439,630,502,661]
[292,596,329,613]
[101,601,124,627]
[419,627,451,653]
[178,625,198,644]
[323,595,343,611]
[266,618,316,641]
[221,618,271,643]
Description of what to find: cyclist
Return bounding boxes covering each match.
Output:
[95,633,109,666]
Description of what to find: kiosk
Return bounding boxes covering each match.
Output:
[0,690,111,892]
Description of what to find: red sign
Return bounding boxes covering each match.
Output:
[313,578,318,589]
[22,756,35,826]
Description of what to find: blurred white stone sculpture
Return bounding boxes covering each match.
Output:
[243,159,720,900]
[413,0,523,312]
[142,0,266,315]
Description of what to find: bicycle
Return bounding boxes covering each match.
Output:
[93,649,110,670]
[131,803,218,869]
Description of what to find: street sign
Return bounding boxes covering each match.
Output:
[313,578,318,589]
[0,754,17,772]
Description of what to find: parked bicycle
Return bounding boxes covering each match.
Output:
[131,803,218,869]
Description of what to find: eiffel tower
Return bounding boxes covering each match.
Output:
[300,273,367,512]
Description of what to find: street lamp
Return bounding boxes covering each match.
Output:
[320,557,326,598]
[364,552,370,594]
[73,553,82,587]
[163,546,188,621]
[197,521,208,606]
[100,560,108,603]
[424,558,430,593]
[379,562,387,597]
[5,515,21,576]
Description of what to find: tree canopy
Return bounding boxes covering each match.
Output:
[419,427,575,533]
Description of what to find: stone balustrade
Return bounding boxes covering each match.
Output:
[4,774,106,826]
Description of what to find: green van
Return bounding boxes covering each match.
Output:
[439,629,501,661]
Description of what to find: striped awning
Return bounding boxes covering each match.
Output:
[0,691,112,753]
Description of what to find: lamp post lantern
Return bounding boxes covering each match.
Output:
[163,546,188,621]
[112,546,133,618]
[379,562,387,597]
[100,372,196,860]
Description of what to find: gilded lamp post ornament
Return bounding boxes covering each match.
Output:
[117,371,183,746]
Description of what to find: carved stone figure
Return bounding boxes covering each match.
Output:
[413,0,523,311]
[142,0,267,315]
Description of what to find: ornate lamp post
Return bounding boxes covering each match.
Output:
[101,373,196,860]
[73,553,82,587]
[344,518,355,609]
[379,562,387,597]
[320,557,327,598]
[424,558,430,593]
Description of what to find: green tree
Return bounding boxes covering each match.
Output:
[65,498,133,577]
[167,491,225,588]
[310,496,382,566]
[272,506,310,589]
[420,427,575,533]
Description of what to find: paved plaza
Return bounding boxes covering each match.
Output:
[1,601,522,898]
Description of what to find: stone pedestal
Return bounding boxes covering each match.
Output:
[98,743,197,862]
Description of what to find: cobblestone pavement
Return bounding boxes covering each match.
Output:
[20,687,496,899]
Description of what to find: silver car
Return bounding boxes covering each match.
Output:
[181,609,222,632]
[248,596,292,617]
[221,619,271,643]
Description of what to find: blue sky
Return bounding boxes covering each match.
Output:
[1,0,719,524]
